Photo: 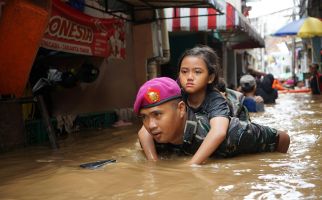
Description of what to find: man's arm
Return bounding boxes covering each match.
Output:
[138,126,158,161]
[188,117,229,165]
[247,68,266,77]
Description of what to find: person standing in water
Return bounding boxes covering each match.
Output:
[256,73,278,104]
[239,74,265,112]
[309,63,322,95]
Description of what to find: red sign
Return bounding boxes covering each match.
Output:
[41,0,125,58]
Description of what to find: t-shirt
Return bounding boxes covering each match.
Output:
[187,90,231,119]
[243,97,264,112]
[243,97,257,112]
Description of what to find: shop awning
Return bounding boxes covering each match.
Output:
[164,2,264,49]
[115,0,224,9]
[83,0,224,24]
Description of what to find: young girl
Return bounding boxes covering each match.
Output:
[138,46,290,165]
[177,46,231,164]
[177,45,289,164]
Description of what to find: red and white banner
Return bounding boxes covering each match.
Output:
[164,2,264,48]
[165,3,239,32]
[41,0,125,58]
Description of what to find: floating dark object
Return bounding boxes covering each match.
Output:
[80,159,116,169]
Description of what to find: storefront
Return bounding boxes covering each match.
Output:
[0,0,223,149]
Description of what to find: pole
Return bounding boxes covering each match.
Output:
[291,0,297,87]
[292,38,296,86]
[36,95,59,149]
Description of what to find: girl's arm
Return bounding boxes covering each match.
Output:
[188,116,229,165]
[138,126,158,161]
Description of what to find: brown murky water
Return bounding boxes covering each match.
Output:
[0,93,321,199]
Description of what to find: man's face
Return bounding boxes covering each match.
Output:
[139,100,185,144]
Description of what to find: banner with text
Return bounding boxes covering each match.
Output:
[41,0,125,58]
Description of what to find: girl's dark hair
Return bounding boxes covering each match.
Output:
[215,78,227,93]
[177,45,221,91]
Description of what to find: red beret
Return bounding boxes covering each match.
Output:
[133,77,182,114]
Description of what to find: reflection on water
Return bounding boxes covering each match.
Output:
[0,94,321,199]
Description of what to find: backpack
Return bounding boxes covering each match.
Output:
[225,88,250,122]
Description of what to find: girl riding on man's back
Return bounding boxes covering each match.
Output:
[137,45,290,165]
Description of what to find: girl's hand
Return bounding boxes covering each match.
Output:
[138,126,158,161]
[189,116,229,165]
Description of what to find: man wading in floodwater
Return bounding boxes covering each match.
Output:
[134,77,290,165]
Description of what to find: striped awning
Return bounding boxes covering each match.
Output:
[96,0,224,23]
[164,2,264,49]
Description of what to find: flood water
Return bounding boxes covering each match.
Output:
[0,93,321,199]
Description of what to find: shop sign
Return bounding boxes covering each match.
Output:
[41,0,125,58]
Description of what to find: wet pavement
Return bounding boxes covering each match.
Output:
[0,93,321,199]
